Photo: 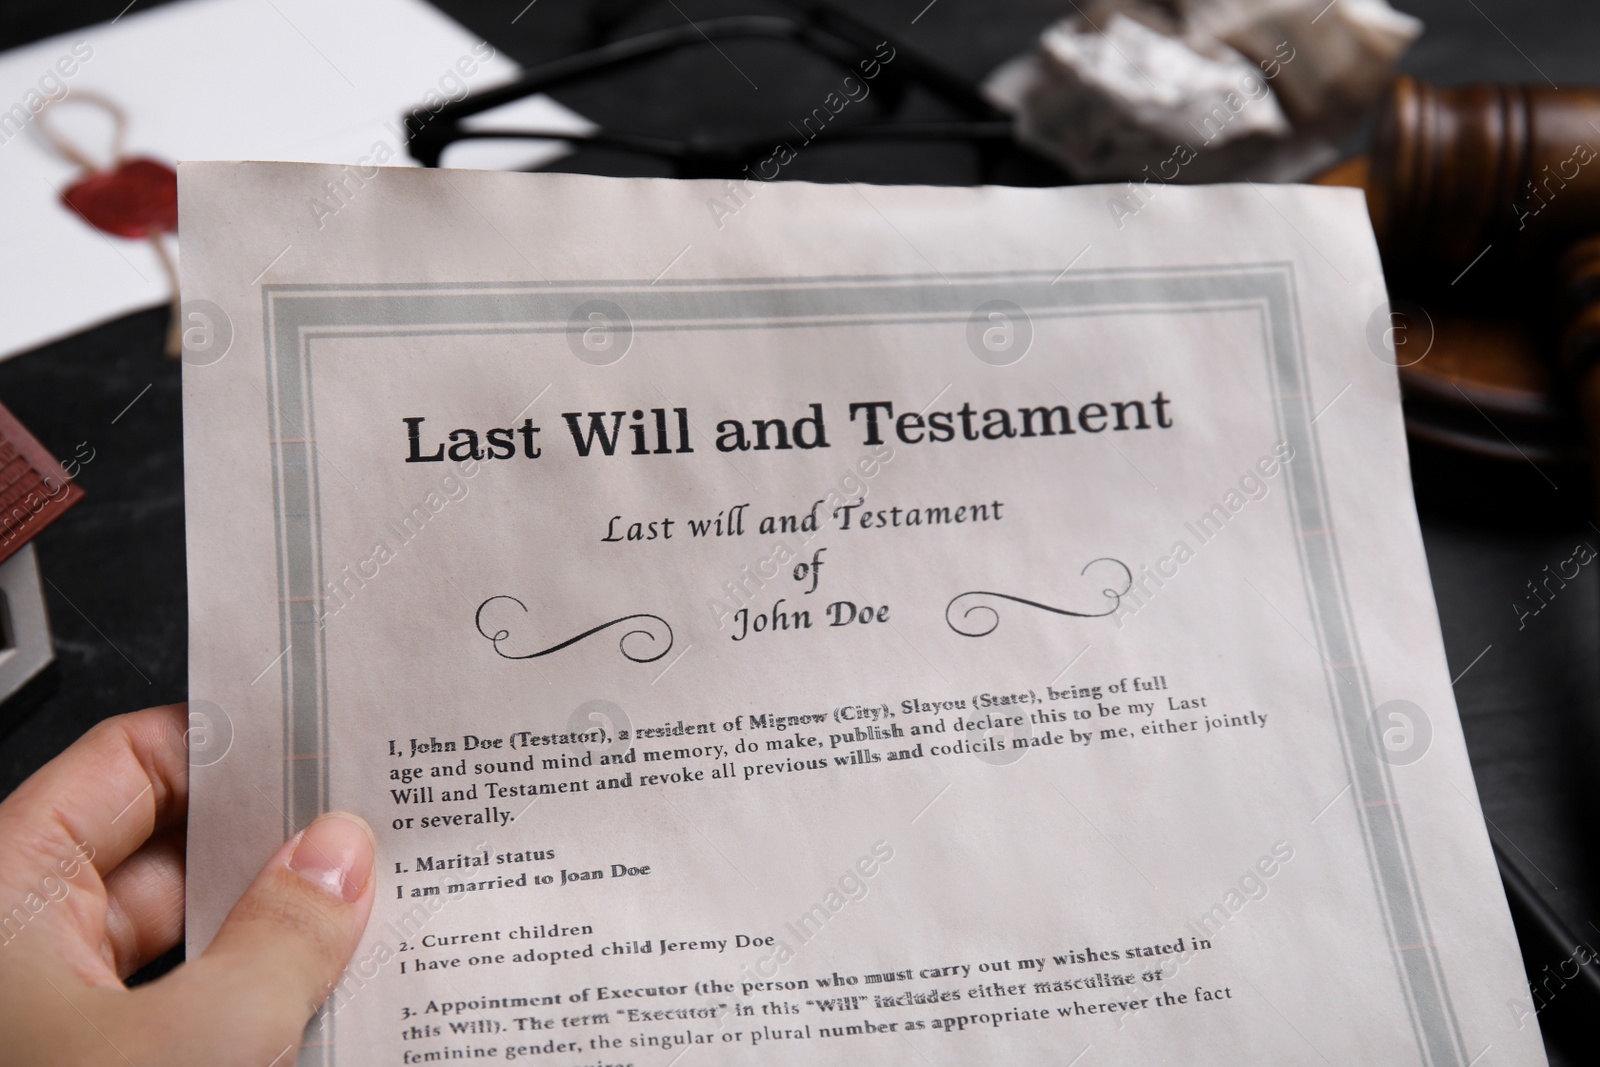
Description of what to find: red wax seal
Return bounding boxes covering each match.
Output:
[60,157,178,239]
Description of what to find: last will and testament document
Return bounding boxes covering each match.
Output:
[179,160,1544,1066]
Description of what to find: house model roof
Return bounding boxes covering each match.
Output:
[0,401,84,566]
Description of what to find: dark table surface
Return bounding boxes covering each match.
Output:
[2,0,1598,1061]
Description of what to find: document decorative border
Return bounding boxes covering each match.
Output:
[261,267,1467,1067]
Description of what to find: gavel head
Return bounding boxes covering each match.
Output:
[1370,75,1600,292]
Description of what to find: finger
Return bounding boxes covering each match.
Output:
[102,823,185,979]
[144,812,375,1060]
[0,704,188,898]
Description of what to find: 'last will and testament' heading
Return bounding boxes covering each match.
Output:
[403,394,1175,463]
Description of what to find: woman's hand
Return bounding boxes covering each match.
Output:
[0,704,375,1065]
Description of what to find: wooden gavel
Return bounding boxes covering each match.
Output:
[1369,76,1600,289]
[1364,78,1600,1026]
[1360,76,1600,499]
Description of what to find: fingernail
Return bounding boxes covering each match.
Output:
[288,813,374,903]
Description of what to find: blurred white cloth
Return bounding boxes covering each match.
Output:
[0,0,592,360]
[985,0,1420,183]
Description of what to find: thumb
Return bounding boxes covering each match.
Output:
[151,812,376,1063]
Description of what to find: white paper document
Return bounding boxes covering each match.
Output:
[0,0,592,359]
[180,161,1544,1065]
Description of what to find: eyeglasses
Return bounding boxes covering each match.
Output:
[406,0,1069,187]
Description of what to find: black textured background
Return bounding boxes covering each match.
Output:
[1,0,1598,1060]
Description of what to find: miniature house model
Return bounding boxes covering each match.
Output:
[0,403,83,711]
